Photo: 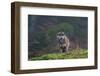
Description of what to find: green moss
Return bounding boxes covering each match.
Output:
[31,49,88,61]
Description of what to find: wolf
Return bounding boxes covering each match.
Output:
[57,32,70,53]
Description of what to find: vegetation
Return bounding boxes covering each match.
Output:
[30,49,88,60]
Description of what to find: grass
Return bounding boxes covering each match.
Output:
[30,49,88,61]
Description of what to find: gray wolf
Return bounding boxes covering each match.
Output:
[57,32,70,53]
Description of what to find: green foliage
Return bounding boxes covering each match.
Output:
[32,32,50,50]
[30,49,88,60]
[47,22,74,37]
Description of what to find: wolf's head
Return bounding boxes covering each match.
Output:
[57,32,66,44]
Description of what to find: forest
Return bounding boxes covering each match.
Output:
[28,15,88,60]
